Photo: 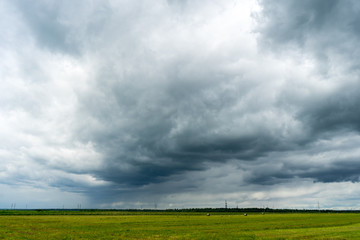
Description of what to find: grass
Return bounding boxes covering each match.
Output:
[1,211,360,239]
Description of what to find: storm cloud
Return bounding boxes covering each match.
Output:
[1,0,360,209]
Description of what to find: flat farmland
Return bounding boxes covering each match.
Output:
[1,211,360,239]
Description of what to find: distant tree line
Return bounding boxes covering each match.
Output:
[1,207,359,215]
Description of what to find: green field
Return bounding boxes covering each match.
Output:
[1,211,360,239]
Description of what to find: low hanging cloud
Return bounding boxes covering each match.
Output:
[1,0,360,209]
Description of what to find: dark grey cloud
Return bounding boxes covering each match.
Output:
[75,62,290,189]
[257,0,360,70]
[257,0,340,46]
[2,0,360,209]
[258,2,360,131]
[62,0,360,206]
[11,0,112,55]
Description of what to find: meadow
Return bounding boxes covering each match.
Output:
[1,210,360,239]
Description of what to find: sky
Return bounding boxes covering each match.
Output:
[1,0,360,210]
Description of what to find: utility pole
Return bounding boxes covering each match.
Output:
[225,200,227,209]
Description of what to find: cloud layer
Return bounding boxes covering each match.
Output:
[1,0,360,209]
